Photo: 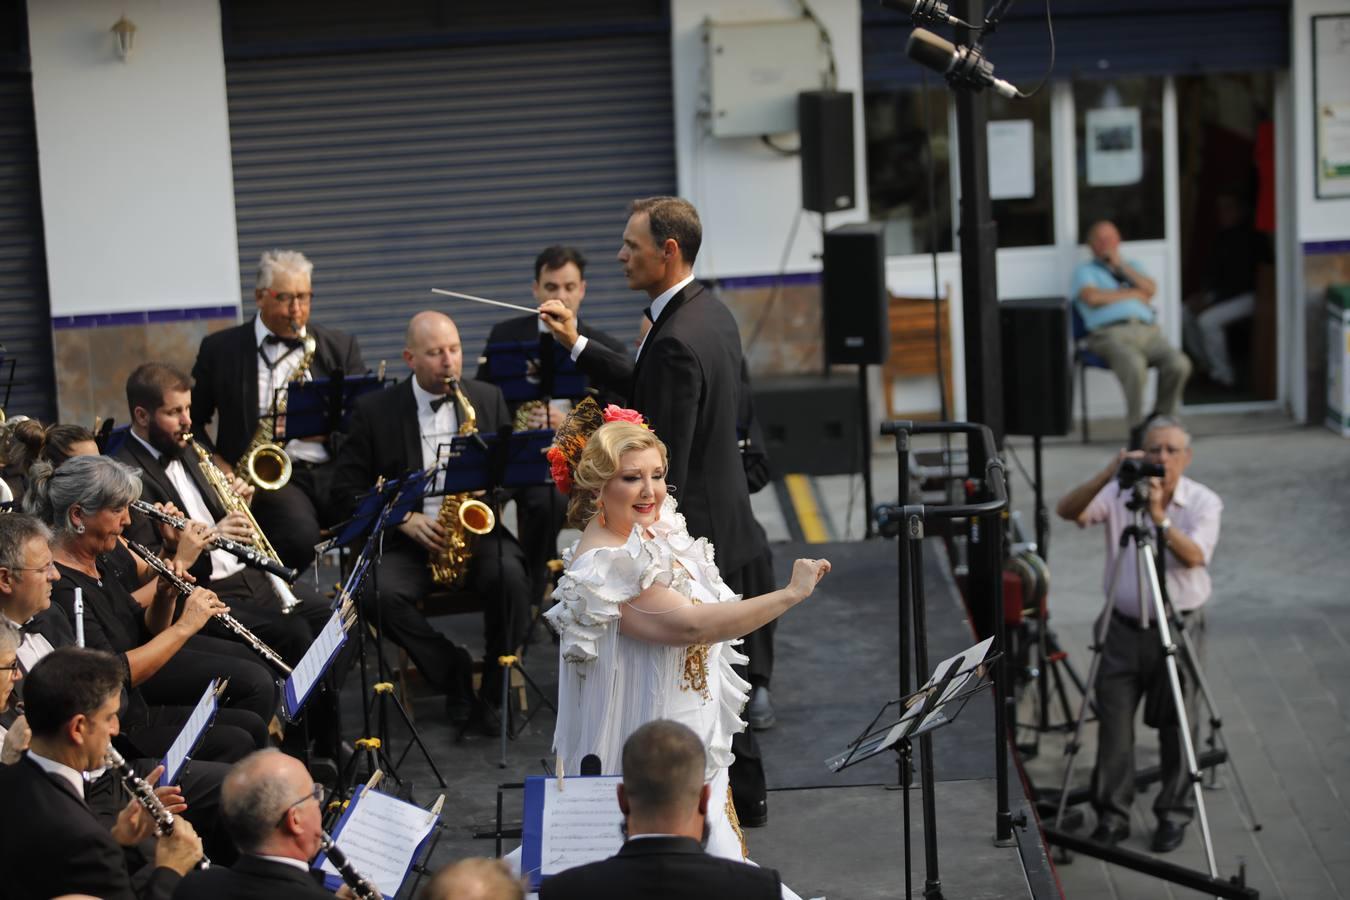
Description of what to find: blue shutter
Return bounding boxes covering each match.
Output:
[225,36,675,371]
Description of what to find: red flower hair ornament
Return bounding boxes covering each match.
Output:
[546,398,650,494]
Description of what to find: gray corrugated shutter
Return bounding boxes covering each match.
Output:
[0,74,55,423]
[225,36,675,370]
[864,0,1291,89]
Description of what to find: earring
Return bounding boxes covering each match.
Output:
[74,524,86,534]
[596,504,607,528]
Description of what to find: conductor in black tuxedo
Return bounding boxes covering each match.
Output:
[191,250,366,573]
[539,719,780,900]
[173,749,335,899]
[331,311,532,724]
[539,197,775,824]
[0,647,203,900]
[475,245,628,607]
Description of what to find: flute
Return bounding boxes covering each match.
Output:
[105,745,210,869]
[320,832,382,900]
[130,500,299,583]
[125,540,293,676]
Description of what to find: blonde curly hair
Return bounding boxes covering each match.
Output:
[567,422,667,529]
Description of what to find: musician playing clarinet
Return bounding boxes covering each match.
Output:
[0,647,203,900]
[191,250,366,574]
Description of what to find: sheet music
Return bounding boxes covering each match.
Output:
[284,609,346,720]
[907,636,995,733]
[320,788,438,897]
[160,678,220,785]
[539,776,624,875]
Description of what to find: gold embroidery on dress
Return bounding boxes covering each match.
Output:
[681,643,711,699]
[725,784,749,859]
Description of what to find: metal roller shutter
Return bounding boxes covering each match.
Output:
[225,35,676,371]
[0,74,55,423]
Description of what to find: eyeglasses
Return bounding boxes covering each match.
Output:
[6,562,57,575]
[1144,444,1188,456]
[262,290,313,305]
[275,782,324,827]
[0,662,20,674]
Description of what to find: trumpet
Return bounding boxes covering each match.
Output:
[184,435,302,614]
[105,745,210,869]
[131,500,299,583]
[125,539,293,676]
[319,832,381,900]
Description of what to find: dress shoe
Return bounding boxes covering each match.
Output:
[746,686,776,730]
[1089,819,1129,845]
[736,795,768,828]
[1151,820,1186,853]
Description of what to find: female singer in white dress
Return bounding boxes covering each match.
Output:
[544,419,830,868]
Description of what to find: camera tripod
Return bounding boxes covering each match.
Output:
[1050,485,1245,877]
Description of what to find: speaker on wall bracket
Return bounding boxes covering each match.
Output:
[799,90,856,215]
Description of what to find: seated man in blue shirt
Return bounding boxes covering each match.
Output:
[1072,221,1191,444]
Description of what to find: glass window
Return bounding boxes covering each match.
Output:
[864,85,954,256]
[1074,77,1165,242]
[989,89,1054,248]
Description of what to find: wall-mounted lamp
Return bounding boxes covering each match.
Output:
[111,15,136,61]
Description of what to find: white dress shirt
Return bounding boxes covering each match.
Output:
[27,749,86,800]
[255,854,310,872]
[411,378,460,519]
[570,273,695,363]
[253,316,328,464]
[130,432,244,582]
[4,612,54,672]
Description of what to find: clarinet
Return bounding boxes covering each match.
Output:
[131,500,300,583]
[125,540,293,676]
[320,832,382,900]
[105,746,210,869]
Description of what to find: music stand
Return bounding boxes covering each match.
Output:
[437,428,557,764]
[478,338,591,404]
[278,372,390,441]
[828,639,999,900]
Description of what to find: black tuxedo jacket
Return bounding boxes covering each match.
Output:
[475,312,629,413]
[539,835,780,900]
[114,434,225,585]
[330,376,512,555]
[191,318,366,463]
[172,853,331,900]
[0,755,181,900]
[569,281,767,573]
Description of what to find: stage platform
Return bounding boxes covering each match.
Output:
[333,537,1060,899]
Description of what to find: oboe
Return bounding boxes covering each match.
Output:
[105,746,210,869]
[125,539,293,676]
[131,500,299,583]
[320,832,382,900]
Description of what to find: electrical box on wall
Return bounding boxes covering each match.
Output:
[704,18,825,138]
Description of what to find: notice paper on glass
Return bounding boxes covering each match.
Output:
[987,119,1035,200]
[159,678,223,786]
[316,786,439,900]
[520,775,625,891]
[1086,107,1142,187]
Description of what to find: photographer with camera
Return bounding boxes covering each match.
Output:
[1055,416,1222,853]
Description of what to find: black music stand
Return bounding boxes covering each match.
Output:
[437,428,557,765]
[277,372,390,441]
[326,470,447,797]
[479,338,591,405]
[828,641,998,900]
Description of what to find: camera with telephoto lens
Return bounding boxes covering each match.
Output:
[1116,457,1165,490]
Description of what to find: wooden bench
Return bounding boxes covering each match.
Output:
[882,287,954,420]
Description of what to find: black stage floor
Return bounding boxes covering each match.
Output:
[332,538,1058,899]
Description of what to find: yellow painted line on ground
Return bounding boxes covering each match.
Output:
[784,473,829,544]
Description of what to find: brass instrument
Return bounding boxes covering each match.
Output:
[106,746,211,869]
[125,539,293,676]
[513,399,548,432]
[185,435,303,614]
[430,377,495,587]
[238,326,317,491]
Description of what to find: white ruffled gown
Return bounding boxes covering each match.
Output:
[544,497,800,897]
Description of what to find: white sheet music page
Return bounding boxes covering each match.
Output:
[540,776,624,875]
[287,608,345,714]
[320,788,437,897]
[160,678,220,785]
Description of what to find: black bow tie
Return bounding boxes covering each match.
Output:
[18,619,39,635]
[430,395,453,413]
[262,333,304,350]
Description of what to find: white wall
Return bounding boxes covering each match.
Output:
[670,0,868,280]
[28,0,240,317]
[1292,0,1350,243]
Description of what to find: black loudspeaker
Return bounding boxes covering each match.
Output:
[1000,297,1072,437]
[822,223,888,366]
[799,90,856,213]
[754,375,860,477]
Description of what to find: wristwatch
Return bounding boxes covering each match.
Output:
[1158,516,1173,536]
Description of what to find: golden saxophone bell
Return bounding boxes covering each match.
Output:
[243,442,292,490]
[458,498,495,535]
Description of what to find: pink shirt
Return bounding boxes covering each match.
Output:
[1082,476,1222,618]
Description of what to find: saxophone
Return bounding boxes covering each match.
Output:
[238,325,317,491]
[187,435,303,614]
[429,377,495,587]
